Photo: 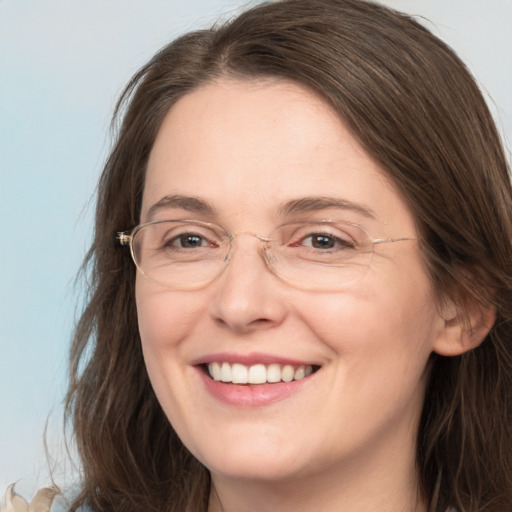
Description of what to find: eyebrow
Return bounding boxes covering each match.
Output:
[145,194,376,222]
[146,194,215,221]
[279,196,376,219]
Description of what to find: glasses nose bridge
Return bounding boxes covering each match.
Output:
[225,230,273,267]
[236,230,271,241]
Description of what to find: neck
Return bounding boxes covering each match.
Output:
[208,446,427,512]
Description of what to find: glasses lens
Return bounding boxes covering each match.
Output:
[267,221,374,291]
[128,219,375,291]
[132,220,229,288]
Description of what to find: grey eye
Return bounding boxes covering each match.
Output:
[302,233,354,250]
[174,234,206,248]
[310,234,335,249]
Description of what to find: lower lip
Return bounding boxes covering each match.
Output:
[198,369,310,407]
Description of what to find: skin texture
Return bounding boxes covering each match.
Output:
[135,79,471,512]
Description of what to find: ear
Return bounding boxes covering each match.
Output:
[432,297,496,357]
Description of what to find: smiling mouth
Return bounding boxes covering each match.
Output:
[205,362,319,385]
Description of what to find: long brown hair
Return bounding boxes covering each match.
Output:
[65,1,512,510]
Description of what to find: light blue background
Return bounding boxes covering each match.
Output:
[1,0,511,494]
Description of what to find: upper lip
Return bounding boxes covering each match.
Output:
[191,351,319,367]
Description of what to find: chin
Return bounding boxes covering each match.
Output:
[186,426,322,484]
[205,454,306,483]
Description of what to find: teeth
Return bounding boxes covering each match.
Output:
[294,366,305,380]
[281,364,294,383]
[220,362,231,382]
[211,362,222,381]
[232,363,248,384]
[207,362,314,384]
[248,364,267,384]
[267,363,281,383]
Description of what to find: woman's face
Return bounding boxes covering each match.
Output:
[136,79,448,487]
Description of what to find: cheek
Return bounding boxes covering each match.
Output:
[298,264,440,372]
[135,281,209,411]
[136,282,203,349]
[135,282,208,426]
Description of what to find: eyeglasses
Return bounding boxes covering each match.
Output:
[117,219,415,291]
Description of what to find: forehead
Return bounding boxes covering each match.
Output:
[142,78,414,234]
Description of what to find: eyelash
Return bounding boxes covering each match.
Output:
[287,230,357,252]
[298,233,355,249]
[163,232,217,250]
[161,229,357,252]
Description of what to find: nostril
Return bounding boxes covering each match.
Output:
[247,317,279,332]
[250,318,274,328]
[213,315,272,330]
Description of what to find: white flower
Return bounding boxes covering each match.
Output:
[2,484,59,512]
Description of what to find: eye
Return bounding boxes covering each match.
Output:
[163,230,219,250]
[284,223,357,250]
[301,232,355,250]
[168,233,210,249]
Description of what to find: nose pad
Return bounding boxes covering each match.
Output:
[260,242,276,268]
[222,232,271,269]
[209,233,287,333]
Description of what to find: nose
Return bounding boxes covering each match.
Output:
[209,233,288,334]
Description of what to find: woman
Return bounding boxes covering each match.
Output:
[62,0,512,511]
